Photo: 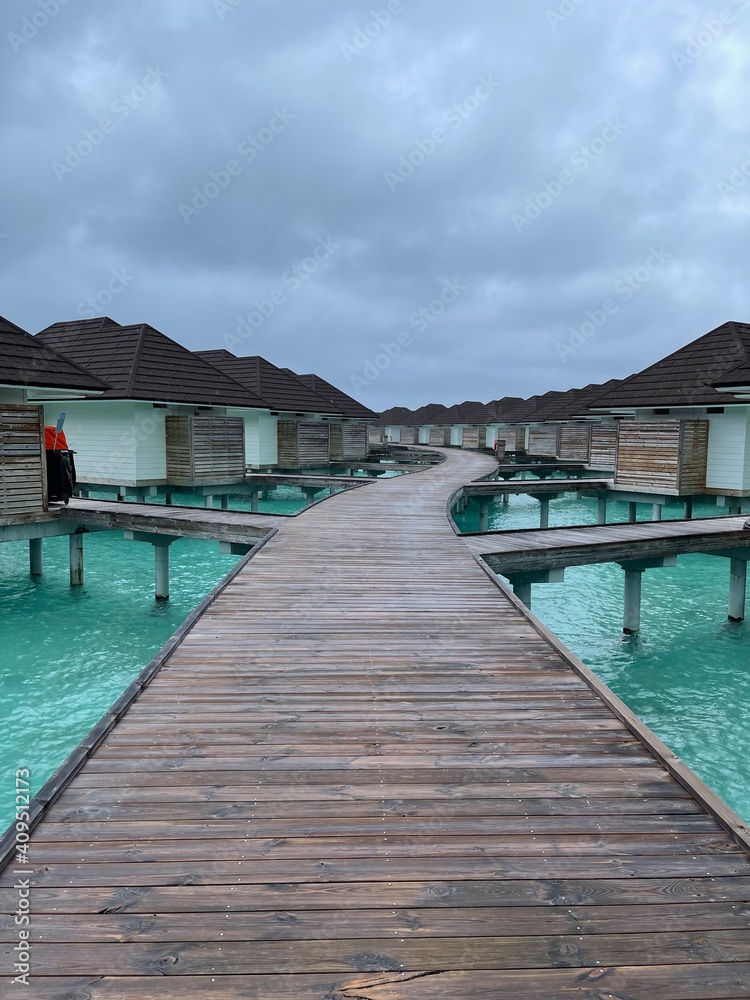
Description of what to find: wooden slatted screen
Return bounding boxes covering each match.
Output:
[558,424,591,462]
[0,404,46,517]
[166,415,245,485]
[590,423,618,470]
[527,426,560,457]
[615,419,709,493]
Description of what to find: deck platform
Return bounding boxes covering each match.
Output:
[459,478,611,498]
[2,449,750,997]
[60,498,288,546]
[465,514,750,574]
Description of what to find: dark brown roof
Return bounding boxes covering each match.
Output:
[588,322,750,409]
[37,321,266,408]
[283,371,376,420]
[0,315,108,392]
[196,351,342,414]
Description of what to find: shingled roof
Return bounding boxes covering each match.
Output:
[0,315,108,392]
[196,351,342,415]
[282,371,376,420]
[588,322,750,410]
[37,321,266,408]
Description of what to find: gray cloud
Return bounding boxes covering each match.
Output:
[2,0,750,408]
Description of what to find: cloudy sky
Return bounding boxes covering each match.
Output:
[1,0,749,410]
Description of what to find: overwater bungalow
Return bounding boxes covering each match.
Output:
[0,316,107,518]
[282,370,376,460]
[196,350,359,468]
[36,318,268,488]
[588,321,750,500]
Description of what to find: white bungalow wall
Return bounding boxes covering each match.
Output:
[706,407,750,492]
[227,409,278,468]
[450,425,465,446]
[43,399,139,484]
[418,426,431,444]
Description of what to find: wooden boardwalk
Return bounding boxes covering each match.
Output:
[2,449,750,998]
[466,514,750,574]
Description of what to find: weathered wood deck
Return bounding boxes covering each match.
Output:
[63,497,288,545]
[466,514,750,574]
[2,448,750,998]
[458,478,611,497]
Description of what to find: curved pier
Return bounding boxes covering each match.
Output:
[1,448,750,998]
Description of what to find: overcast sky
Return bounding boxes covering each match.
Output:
[2,0,749,409]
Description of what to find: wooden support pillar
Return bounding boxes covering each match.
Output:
[164,493,173,506]
[597,495,607,526]
[628,502,638,524]
[622,569,642,635]
[651,503,663,522]
[502,493,509,505]
[303,487,318,505]
[250,490,259,513]
[539,497,550,529]
[220,495,229,510]
[729,558,747,622]
[29,537,43,577]
[69,533,84,587]
[684,499,693,520]
[479,501,490,533]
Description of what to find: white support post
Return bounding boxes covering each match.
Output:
[479,501,490,533]
[628,502,638,524]
[729,558,747,622]
[69,533,84,587]
[204,495,215,509]
[154,543,170,601]
[651,503,663,522]
[513,580,532,608]
[250,490,259,513]
[539,496,550,529]
[623,569,643,635]
[29,537,43,577]
[597,495,607,526]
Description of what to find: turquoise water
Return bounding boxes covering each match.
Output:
[83,468,411,514]
[456,492,750,823]
[0,532,238,829]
